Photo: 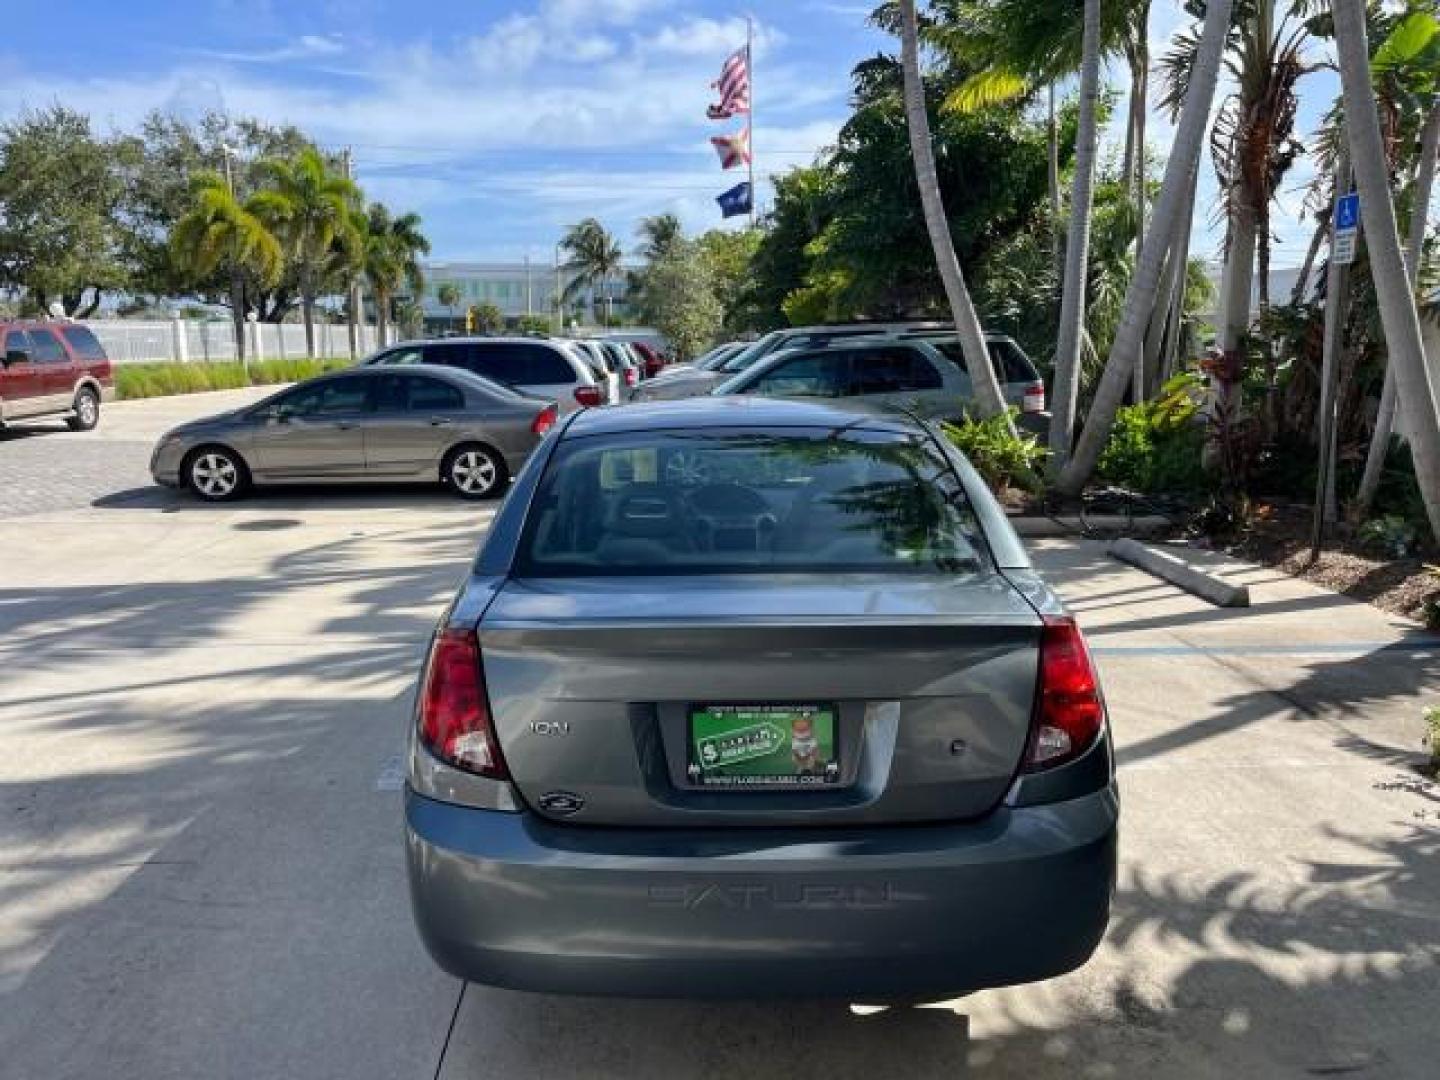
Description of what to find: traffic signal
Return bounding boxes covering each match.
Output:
[465,306,476,333]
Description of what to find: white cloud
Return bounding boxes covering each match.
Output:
[199,33,346,65]
[0,1,852,258]
[640,17,783,59]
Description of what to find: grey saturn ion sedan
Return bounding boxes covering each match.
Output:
[150,365,558,502]
[406,396,1117,1000]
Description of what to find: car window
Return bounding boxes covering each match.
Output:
[278,378,371,416]
[377,346,425,365]
[922,337,1035,385]
[406,375,465,411]
[517,429,988,576]
[989,339,1039,382]
[60,326,108,361]
[509,343,575,384]
[746,352,851,398]
[3,330,32,357]
[421,343,471,368]
[27,328,67,364]
[849,347,943,395]
[371,374,466,412]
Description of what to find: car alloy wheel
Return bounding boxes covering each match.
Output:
[448,446,503,499]
[189,450,244,501]
[67,388,100,431]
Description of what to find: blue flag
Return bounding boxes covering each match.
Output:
[716,181,752,219]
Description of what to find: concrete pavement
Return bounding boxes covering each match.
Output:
[0,392,1436,1079]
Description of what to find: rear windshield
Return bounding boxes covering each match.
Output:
[515,428,989,576]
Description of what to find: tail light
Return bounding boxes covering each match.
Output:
[573,385,604,409]
[623,367,639,388]
[531,404,558,434]
[1022,382,1046,413]
[418,629,508,779]
[1023,616,1105,772]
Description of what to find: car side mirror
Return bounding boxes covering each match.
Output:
[4,349,30,367]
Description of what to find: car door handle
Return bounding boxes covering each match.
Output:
[334,421,358,431]
[429,417,454,427]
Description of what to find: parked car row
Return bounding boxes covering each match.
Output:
[149,334,663,502]
[141,323,1047,504]
[632,321,1046,426]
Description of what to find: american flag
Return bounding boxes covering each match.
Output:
[710,126,751,169]
[707,47,750,120]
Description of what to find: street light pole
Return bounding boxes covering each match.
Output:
[221,144,248,370]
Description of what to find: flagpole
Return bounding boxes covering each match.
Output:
[746,14,755,228]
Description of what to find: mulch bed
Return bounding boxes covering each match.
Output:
[1222,503,1440,627]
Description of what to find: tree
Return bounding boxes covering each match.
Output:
[897,0,1011,427]
[637,213,683,261]
[695,228,763,332]
[560,218,624,324]
[437,282,461,326]
[1049,0,1103,466]
[1332,0,1440,540]
[634,241,723,361]
[0,107,129,316]
[249,147,361,357]
[1159,0,1314,440]
[121,110,311,313]
[1056,0,1236,497]
[363,204,430,347]
[1354,5,1440,519]
[169,171,284,361]
[473,301,504,333]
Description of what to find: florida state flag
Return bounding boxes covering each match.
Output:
[710,127,751,169]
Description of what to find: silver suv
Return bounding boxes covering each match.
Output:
[367,337,603,413]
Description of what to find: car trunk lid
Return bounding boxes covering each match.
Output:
[479,573,1041,826]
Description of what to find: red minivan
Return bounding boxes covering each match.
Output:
[0,322,115,431]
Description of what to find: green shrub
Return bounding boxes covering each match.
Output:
[1425,707,1440,775]
[116,358,351,400]
[1358,514,1419,558]
[941,411,1049,494]
[1096,373,1207,494]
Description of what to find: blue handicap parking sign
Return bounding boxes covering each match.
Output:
[1335,192,1360,231]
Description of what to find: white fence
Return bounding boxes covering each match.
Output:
[81,319,389,365]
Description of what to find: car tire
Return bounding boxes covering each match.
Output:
[66,387,100,431]
[443,443,507,500]
[183,446,250,502]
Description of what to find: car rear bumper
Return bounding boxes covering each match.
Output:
[405,785,1117,999]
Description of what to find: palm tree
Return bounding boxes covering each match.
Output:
[323,205,368,360]
[1332,0,1440,540]
[1159,1,1313,436]
[169,170,284,363]
[1055,0,1237,498]
[1049,0,1102,467]
[437,282,461,329]
[560,218,624,325]
[363,204,430,347]
[637,213,683,262]
[896,0,1011,428]
[249,147,362,357]
[1354,5,1440,519]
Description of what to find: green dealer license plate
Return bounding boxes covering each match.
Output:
[687,705,840,789]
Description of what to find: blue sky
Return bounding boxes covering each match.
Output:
[1,1,1342,268]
